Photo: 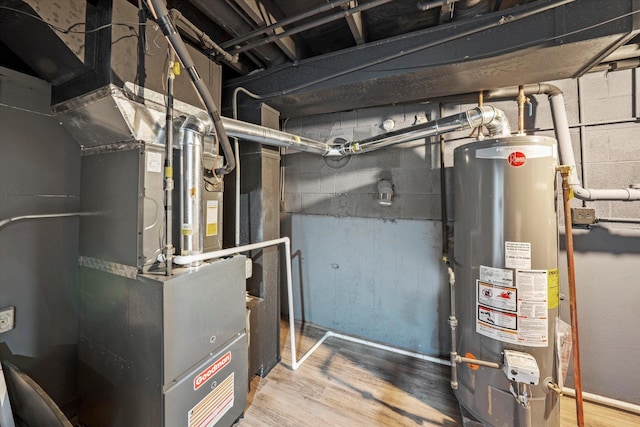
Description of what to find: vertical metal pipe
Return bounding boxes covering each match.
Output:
[439,103,449,258]
[448,267,459,390]
[179,113,211,262]
[517,85,526,135]
[559,166,585,427]
[577,78,588,207]
[164,55,175,275]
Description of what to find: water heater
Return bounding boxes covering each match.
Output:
[453,135,560,426]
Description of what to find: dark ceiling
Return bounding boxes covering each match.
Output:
[0,0,639,117]
[169,0,530,77]
[167,0,640,116]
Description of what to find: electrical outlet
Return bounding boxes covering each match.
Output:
[571,208,596,226]
[0,307,15,333]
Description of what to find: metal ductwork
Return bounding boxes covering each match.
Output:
[144,0,235,175]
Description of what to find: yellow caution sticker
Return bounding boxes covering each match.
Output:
[165,166,173,178]
[548,268,560,309]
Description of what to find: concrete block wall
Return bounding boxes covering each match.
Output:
[283,104,443,220]
[282,68,640,404]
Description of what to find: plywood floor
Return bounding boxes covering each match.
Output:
[239,321,640,427]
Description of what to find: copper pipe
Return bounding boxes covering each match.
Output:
[469,91,484,137]
[517,85,526,135]
[559,166,585,427]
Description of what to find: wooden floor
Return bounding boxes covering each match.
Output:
[239,321,640,427]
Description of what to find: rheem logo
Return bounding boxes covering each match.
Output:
[508,151,526,167]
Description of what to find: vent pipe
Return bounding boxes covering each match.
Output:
[179,112,210,263]
[334,105,510,155]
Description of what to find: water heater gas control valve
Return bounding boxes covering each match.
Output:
[502,350,540,385]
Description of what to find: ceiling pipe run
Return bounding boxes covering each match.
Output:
[228,0,395,55]
[220,0,354,50]
[332,105,511,155]
[221,105,510,158]
[222,117,332,155]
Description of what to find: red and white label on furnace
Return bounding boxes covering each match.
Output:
[507,151,526,167]
[194,352,232,390]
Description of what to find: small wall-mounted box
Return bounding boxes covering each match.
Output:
[571,207,596,226]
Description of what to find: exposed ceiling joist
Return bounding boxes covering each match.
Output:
[224,0,640,117]
[229,0,303,61]
[345,1,365,45]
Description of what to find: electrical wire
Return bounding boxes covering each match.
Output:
[0,5,144,35]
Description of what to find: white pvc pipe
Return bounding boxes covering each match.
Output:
[0,213,82,231]
[549,92,640,200]
[172,237,290,265]
[234,138,241,247]
[173,237,640,415]
[562,387,640,416]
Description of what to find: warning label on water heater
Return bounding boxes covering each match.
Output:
[476,266,549,347]
[505,241,531,269]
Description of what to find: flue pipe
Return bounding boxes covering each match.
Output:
[222,117,331,155]
[179,112,210,263]
[335,105,511,155]
[145,0,235,175]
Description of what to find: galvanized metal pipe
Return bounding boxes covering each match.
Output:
[222,117,331,155]
[179,113,210,262]
[337,105,511,155]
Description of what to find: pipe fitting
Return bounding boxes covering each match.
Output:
[448,316,458,328]
[181,111,213,135]
[466,106,511,137]
[543,377,563,395]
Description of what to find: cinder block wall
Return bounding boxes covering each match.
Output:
[282,68,640,404]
